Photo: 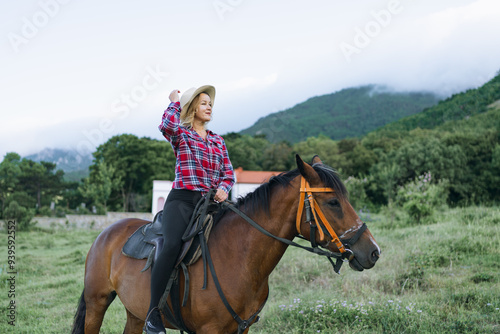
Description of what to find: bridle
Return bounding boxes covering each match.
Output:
[295,177,367,272]
[191,177,369,333]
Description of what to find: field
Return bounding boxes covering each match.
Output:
[0,206,499,333]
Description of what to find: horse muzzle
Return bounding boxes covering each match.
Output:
[349,247,380,271]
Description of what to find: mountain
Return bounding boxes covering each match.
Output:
[25,148,92,181]
[239,85,440,143]
[376,72,500,132]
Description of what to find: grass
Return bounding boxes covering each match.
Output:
[0,206,498,333]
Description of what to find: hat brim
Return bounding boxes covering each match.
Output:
[180,85,216,122]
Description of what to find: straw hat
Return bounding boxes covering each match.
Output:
[179,85,216,121]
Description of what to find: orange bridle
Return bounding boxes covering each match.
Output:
[295,177,348,254]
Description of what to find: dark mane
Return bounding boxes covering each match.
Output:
[215,163,347,222]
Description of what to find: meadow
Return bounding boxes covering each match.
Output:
[0,206,498,333]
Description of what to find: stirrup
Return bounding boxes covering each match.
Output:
[143,307,166,334]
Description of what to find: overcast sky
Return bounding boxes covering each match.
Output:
[1,0,500,159]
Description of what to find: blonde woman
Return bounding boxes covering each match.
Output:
[144,85,235,334]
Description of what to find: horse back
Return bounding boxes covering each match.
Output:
[84,219,152,306]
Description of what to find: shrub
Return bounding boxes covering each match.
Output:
[396,172,448,224]
[3,200,36,231]
[344,176,372,211]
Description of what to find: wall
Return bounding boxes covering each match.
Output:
[1,212,154,230]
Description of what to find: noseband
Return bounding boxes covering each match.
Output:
[295,177,367,271]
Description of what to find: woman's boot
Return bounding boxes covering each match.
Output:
[143,307,166,334]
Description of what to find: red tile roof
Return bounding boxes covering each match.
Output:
[234,167,283,184]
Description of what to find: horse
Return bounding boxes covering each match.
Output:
[71,155,380,334]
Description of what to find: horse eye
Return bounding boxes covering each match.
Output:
[328,198,340,207]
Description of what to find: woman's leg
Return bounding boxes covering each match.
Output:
[145,189,201,333]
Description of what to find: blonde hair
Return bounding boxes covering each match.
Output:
[180,93,211,129]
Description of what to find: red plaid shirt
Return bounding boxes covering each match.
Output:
[159,102,235,195]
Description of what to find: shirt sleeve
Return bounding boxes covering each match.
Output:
[158,102,181,145]
[217,139,235,195]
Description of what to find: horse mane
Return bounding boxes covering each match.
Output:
[215,163,348,222]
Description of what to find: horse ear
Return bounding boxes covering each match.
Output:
[311,155,322,165]
[296,154,319,184]
[296,154,307,175]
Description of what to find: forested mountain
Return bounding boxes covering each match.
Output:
[378,72,500,132]
[240,85,440,143]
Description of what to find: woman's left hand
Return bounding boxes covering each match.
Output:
[214,189,228,202]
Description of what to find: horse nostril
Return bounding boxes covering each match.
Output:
[371,250,380,263]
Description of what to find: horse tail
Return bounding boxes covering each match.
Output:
[71,289,86,334]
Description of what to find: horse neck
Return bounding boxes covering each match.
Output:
[217,177,301,279]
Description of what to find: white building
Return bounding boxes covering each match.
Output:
[151,180,173,215]
[151,168,282,214]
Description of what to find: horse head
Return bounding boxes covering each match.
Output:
[295,154,380,271]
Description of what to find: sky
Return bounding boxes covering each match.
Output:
[1,0,500,160]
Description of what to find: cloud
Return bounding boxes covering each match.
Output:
[220,73,278,92]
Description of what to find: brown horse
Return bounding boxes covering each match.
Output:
[72,155,380,334]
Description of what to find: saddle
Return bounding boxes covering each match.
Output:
[122,194,220,269]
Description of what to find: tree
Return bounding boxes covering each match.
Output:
[17,160,65,210]
[262,141,294,171]
[0,153,21,216]
[79,161,121,213]
[293,135,338,167]
[225,134,269,170]
[88,134,176,212]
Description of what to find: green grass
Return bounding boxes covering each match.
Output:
[0,206,499,333]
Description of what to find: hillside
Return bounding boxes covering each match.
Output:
[240,85,440,143]
[378,72,500,132]
[25,148,92,181]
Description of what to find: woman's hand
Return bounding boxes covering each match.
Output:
[169,90,180,103]
[214,188,228,202]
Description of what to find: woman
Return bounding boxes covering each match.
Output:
[144,85,235,334]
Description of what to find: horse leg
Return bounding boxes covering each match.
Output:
[84,289,117,333]
[124,309,144,334]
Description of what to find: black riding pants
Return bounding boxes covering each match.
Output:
[148,189,202,311]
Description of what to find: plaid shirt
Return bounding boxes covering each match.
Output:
[159,102,235,195]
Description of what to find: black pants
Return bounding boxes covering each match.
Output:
[148,189,203,311]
